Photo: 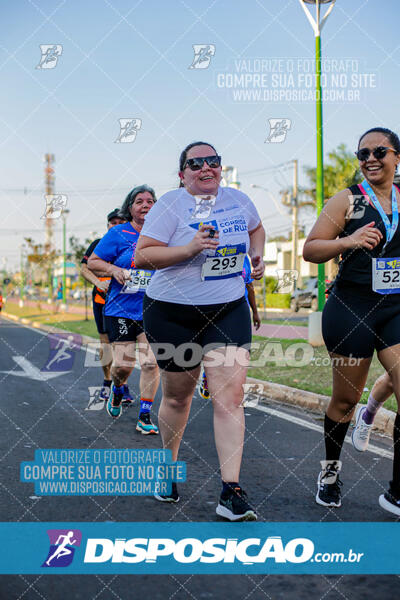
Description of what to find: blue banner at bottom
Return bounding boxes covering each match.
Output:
[0,522,398,574]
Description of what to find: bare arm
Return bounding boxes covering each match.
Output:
[88,253,129,285]
[303,189,383,264]
[80,263,109,292]
[134,226,220,270]
[248,223,266,279]
[246,282,261,329]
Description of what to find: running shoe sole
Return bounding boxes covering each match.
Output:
[154,493,179,503]
[136,423,159,435]
[106,389,122,420]
[379,493,400,516]
[216,504,257,521]
[315,492,341,508]
[351,405,372,452]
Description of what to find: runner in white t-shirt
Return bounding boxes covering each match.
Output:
[135,141,266,521]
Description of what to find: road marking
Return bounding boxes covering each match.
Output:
[253,403,393,460]
[0,356,68,381]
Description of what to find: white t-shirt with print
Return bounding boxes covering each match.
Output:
[139,186,261,305]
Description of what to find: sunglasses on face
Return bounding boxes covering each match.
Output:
[184,155,222,171]
[355,146,397,162]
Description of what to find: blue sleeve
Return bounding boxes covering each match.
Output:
[242,256,253,285]
[94,228,120,263]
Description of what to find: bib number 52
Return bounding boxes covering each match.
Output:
[382,270,400,283]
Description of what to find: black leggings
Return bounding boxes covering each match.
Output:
[143,296,251,371]
[322,285,400,358]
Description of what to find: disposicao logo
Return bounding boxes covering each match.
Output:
[83,536,314,565]
[42,529,82,567]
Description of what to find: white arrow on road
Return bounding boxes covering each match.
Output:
[0,356,69,381]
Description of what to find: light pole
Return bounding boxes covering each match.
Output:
[252,159,299,286]
[61,209,70,307]
[19,243,26,308]
[298,0,336,310]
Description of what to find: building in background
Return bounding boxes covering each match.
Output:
[264,238,338,287]
[52,256,79,290]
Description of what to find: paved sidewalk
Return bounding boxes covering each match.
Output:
[254,323,308,339]
[6,298,86,315]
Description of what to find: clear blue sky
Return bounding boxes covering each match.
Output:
[1,0,399,269]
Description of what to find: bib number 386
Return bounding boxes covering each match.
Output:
[121,269,152,294]
[201,253,245,281]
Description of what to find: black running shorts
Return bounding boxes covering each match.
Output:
[322,284,400,358]
[92,300,107,335]
[143,296,251,371]
[104,315,144,343]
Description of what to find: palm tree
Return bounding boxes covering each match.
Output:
[304,143,362,205]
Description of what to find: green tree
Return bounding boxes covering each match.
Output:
[304,143,362,205]
[24,237,59,286]
[69,235,94,267]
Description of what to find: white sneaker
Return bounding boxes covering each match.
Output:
[351,405,373,452]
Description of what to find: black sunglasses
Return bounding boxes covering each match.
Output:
[355,146,397,162]
[184,155,222,171]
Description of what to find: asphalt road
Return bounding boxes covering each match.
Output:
[0,317,398,599]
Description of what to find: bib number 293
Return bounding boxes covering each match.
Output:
[201,253,245,281]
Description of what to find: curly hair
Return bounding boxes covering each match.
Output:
[120,185,157,221]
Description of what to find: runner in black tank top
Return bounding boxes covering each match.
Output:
[303,127,400,517]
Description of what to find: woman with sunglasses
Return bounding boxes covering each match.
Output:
[135,141,265,521]
[303,127,400,516]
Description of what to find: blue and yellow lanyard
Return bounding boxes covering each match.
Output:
[361,179,399,255]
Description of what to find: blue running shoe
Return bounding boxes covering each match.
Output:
[121,384,134,406]
[99,385,111,402]
[136,412,159,435]
[106,385,123,419]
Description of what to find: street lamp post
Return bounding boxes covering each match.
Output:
[252,159,299,285]
[298,0,336,310]
[61,209,70,307]
[19,243,26,308]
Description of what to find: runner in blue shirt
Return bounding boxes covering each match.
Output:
[88,185,160,434]
[80,208,126,404]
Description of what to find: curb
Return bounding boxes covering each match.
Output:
[3,311,395,438]
[246,377,395,438]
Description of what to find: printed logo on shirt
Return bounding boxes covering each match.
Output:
[218,215,247,234]
[189,219,218,231]
[216,243,246,257]
[213,204,240,214]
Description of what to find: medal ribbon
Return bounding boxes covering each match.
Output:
[361,179,398,254]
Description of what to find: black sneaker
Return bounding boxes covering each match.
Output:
[216,485,257,521]
[316,460,343,507]
[154,482,179,503]
[379,482,400,517]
